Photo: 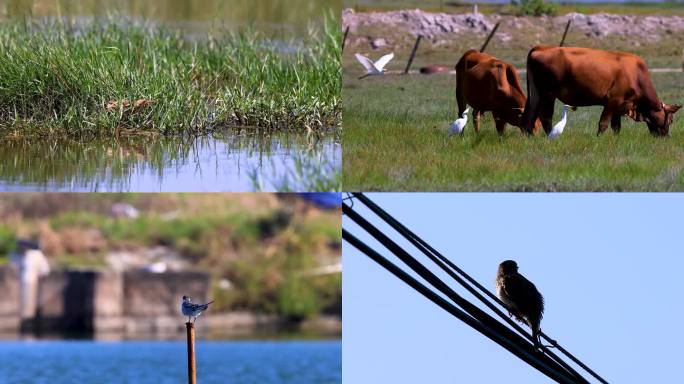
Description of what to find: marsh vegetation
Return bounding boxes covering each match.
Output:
[0,0,342,191]
[0,19,340,136]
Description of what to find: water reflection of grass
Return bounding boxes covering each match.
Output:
[0,130,340,191]
[0,16,340,137]
[250,149,342,192]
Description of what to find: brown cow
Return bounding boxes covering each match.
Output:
[456,49,539,135]
[524,45,681,136]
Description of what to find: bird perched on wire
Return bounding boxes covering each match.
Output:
[495,260,545,350]
[181,296,214,323]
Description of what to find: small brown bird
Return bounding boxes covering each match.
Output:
[495,260,545,349]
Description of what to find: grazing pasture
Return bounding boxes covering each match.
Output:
[343,71,684,191]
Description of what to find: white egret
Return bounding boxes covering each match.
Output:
[355,52,394,79]
[448,107,471,137]
[549,104,570,139]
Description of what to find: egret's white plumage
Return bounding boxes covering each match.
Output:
[355,53,394,79]
[449,107,471,137]
[549,105,570,139]
[181,295,214,323]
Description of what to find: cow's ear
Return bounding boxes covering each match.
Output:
[665,104,682,114]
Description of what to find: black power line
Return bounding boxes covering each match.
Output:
[343,203,583,384]
[351,193,609,384]
[343,229,580,384]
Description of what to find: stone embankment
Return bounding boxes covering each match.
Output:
[0,266,341,338]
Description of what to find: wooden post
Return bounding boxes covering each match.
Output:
[342,26,350,52]
[480,22,500,53]
[559,19,572,47]
[404,35,422,74]
[186,322,196,384]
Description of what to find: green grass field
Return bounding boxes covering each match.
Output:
[343,71,684,191]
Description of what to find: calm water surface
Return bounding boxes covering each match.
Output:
[0,340,341,384]
[0,131,341,192]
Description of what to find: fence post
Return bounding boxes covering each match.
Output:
[480,22,500,53]
[404,35,423,74]
[186,322,196,384]
[342,26,350,52]
[559,19,572,47]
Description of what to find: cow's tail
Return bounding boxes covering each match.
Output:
[524,48,541,134]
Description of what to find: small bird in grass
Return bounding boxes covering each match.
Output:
[355,52,394,79]
[181,296,214,323]
[549,104,570,139]
[449,107,471,137]
[495,260,545,350]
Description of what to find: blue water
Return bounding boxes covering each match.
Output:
[0,340,341,384]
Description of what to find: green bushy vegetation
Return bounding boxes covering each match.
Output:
[0,227,15,265]
[513,0,557,16]
[1,194,341,319]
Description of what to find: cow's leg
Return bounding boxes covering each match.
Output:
[597,107,613,136]
[493,113,506,136]
[473,110,482,133]
[494,119,507,136]
[611,114,622,134]
[539,98,556,136]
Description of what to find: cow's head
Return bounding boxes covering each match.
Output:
[507,107,541,134]
[646,103,682,136]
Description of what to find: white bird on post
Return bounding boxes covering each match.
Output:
[181,295,214,323]
[355,52,394,79]
[549,104,570,139]
[449,107,471,137]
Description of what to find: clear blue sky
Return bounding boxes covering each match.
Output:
[343,193,684,384]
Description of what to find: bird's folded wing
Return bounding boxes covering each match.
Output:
[502,274,538,307]
[373,53,394,71]
[355,54,375,71]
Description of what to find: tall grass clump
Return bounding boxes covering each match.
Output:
[0,16,340,137]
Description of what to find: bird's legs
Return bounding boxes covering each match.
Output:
[188,316,191,323]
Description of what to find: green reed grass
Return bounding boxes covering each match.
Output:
[0,16,341,137]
